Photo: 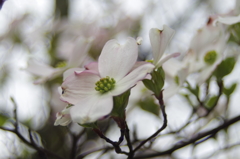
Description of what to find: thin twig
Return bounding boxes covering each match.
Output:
[133,115,240,158]
[133,90,168,153]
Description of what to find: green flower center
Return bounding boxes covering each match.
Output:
[56,61,67,68]
[146,60,154,63]
[95,76,116,94]
[204,50,217,65]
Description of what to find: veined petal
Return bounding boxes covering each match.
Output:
[111,63,154,96]
[149,25,175,66]
[70,95,113,124]
[61,70,100,104]
[99,37,138,81]
[63,68,85,81]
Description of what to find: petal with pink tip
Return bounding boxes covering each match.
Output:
[149,25,175,66]
[70,95,113,124]
[63,68,84,81]
[85,62,99,74]
[99,37,138,81]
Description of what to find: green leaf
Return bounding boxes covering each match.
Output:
[228,22,240,44]
[138,97,160,116]
[0,114,8,126]
[214,57,236,79]
[205,96,218,110]
[79,122,97,128]
[111,89,131,118]
[223,83,237,97]
[143,67,165,97]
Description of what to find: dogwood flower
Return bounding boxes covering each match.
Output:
[149,25,180,68]
[25,37,92,84]
[60,37,154,124]
[183,19,228,84]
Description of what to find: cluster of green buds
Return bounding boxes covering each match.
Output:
[95,76,116,94]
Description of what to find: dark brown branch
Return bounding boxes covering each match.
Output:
[133,115,240,158]
[0,98,64,159]
[133,91,168,153]
[93,128,128,155]
[125,122,133,158]
[0,126,64,159]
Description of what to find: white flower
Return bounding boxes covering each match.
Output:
[149,25,180,68]
[183,23,228,84]
[60,37,154,124]
[25,37,92,84]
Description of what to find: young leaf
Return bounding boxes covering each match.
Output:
[214,57,236,79]
[138,97,160,116]
[0,114,8,126]
[205,96,218,110]
[223,83,237,97]
[111,89,131,118]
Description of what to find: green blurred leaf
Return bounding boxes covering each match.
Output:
[185,81,199,97]
[205,96,218,110]
[138,97,160,116]
[0,114,8,126]
[228,22,240,44]
[214,57,236,79]
[223,83,237,97]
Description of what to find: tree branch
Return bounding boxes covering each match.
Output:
[133,115,240,158]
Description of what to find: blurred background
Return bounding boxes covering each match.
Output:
[0,0,239,158]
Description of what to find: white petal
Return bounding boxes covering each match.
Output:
[54,112,71,126]
[214,14,240,25]
[162,58,183,77]
[67,37,92,67]
[149,25,175,66]
[156,52,180,68]
[25,59,56,77]
[111,63,154,96]
[63,68,84,81]
[54,106,72,126]
[70,95,113,124]
[61,70,100,104]
[99,37,138,81]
